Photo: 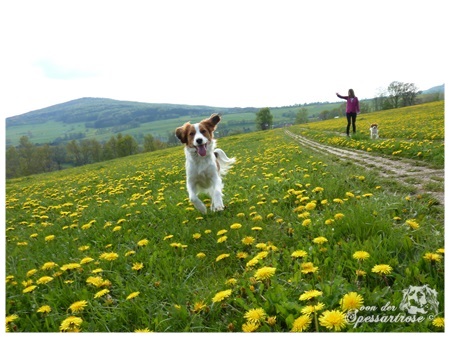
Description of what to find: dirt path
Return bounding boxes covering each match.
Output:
[285,130,444,204]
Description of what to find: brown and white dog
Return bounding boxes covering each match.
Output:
[370,123,379,139]
[175,114,235,214]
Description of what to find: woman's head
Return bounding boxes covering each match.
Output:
[348,89,355,98]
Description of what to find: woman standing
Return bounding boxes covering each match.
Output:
[336,89,360,137]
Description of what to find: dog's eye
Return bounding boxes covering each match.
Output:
[189,131,195,136]
[201,130,207,134]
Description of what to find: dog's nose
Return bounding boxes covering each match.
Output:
[196,138,203,145]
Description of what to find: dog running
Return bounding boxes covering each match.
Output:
[175,114,235,214]
[370,123,379,139]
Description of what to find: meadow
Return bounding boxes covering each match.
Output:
[289,101,445,168]
[5,116,444,332]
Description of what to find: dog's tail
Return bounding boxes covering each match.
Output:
[214,148,236,176]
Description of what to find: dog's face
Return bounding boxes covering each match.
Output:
[175,114,221,157]
[370,123,378,130]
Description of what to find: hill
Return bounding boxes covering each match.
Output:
[5,98,342,146]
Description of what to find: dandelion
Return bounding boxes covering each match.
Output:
[137,239,149,246]
[216,253,230,262]
[252,226,263,231]
[353,251,370,260]
[80,257,94,265]
[125,250,136,257]
[45,235,55,242]
[217,229,228,236]
[217,236,228,243]
[5,314,19,324]
[23,285,37,293]
[112,226,121,232]
[212,289,232,303]
[355,269,367,277]
[196,252,206,259]
[192,233,201,239]
[436,248,444,254]
[299,289,323,301]
[226,278,237,286]
[69,300,88,313]
[291,314,312,332]
[254,267,276,281]
[78,245,90,252]
[305,202,316,211]
[334,213,345,220]
[291,250,308,259]
[94,289,110,299]
[423,252,442,262]
[313,236,328,245]
[371,264,393,275]
[301,262,319,274]
[333,198,344,204]
[242,236,255,245]
[163,235,173,240]
[301,302,325,315]
[319,310,347,331]
[86,276,104,287]
[405,219,420,229]
[237,212,246,218]
[244,308,267,324]
[302,219,312,227]
[325,219,334,225]
[36,276,53,285]
[135,328,151,332]
[60,263,82,271]
[59,316,83,332]
[37,305,52,314]
[432,317,444,328]
[230,223,242,229]
[340,292,364,312]
[242,321,259,332]
[192,301,207,313]
[126,291,140,300]
[99,252,119,261]
[236,252,248,259]
[132,262,144,271]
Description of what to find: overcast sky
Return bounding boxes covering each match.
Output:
[0,0,447,118]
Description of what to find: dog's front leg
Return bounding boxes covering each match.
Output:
[210,176,224,212]
[187,181,207,214]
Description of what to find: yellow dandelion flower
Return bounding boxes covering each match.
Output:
[436,248,444,254]
[41,262,58,270]
[252,226,263,231]
[6,314,19,324]
[27,269,38,277]
[99,252,119,261]
[325,218,334,225]
[212,289,232,303]
[23,285,37,293]
[132,262,144,271]
[340,292,364,312]
[86,276,104,287]
[299,289,323,301]
[126,291,140,300]
[196,252,206,259]
[69,300,88,313]
[301,262,319,274]
[405,219,419,229]
[192,233,201,239]
[216,253,230,262]
[217,229,228,236]
[302,219,312,226]
[137,239,149,246]
[193,301,207,313]
[37,305,52,314]
[163,235,173,240]
[230,223,242,229]
[319,310,347,331]
[333,198,344,204]
[267,316,277,326]
[313,236,328,245]
[254,266,276,281]
[423,252,442,262]
[36,276,53,285]
[237,212,246,218]
[125,250,136,256]
[246,258,260,267]
[236,252,248,259]
[217,236,228,243]
[242,236,255,245]
[291,250,308,259]
[226,278,237,286]
[334,213,345,220]
[312,186,324,193]
[78,245,90,251]
[345,192,355,198]
[60,263,81,271]
[134,328,151,332]
[371,264,393,275]
[242,321,259,332]
[305,202,316,211]
[244,308,267,324]
[355,269,367,277]
[59,316,83,332]
[432,317,444,328]
[353,251,370,260]
[45,235,55,242]
[112,226,121,232]
[204,229,212,234]
[80,257,94,265]
[94,289,110,299]
[291,314,312,332]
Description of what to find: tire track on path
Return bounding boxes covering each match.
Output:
[285,130,444,204]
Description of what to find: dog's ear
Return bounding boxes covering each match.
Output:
[209,114,221,127]
[175,123,189,144]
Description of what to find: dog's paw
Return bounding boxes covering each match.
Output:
[213,205,224,212]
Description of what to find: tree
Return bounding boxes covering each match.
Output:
[386,81,419,108]
[295,108,309,124]
[255,108,273,130]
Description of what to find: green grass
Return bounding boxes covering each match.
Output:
[5,129,444,332]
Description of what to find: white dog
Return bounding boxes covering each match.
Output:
[370,123,379,139]
[175,114,235,214]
